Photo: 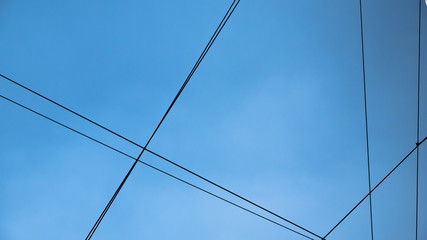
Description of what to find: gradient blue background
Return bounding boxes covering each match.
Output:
[1,0,427,239]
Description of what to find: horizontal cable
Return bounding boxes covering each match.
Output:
[324,136,427,239]
[0,93,315,240]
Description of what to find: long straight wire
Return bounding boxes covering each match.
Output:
[0,73,321,239]
[416,0,422,239]
[323,137,427,239]
[0,94,315,240]
[0,0,321,238]
[4,91,426,240]
[358,0,374,239]
[85,1,241,239]
[0,2,322,239]
[2,2,316,238]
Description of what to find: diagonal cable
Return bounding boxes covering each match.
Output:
[0,1,322,239]
[85,1,243,239]
[0,93,315,240]
[323,137,427,239]
[358,0,374,239]
[0,72,322,239]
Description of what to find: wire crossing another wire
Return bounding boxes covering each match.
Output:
[1,0,322,239]
[0,71,322,238]
[85,1,246,239]
[358,0,374,239]
[0,94,316,240]
[323,136,427,239]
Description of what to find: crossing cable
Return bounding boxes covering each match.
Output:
[85,1,247,239]
[323,136,427,239]
[0,93,315,240]
[0,77,323,239]
[416,0,422,239]
[0,73,321,239]
[358,0,374,239]
[0,3,321,240]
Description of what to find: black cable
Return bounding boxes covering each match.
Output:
[1,73,323,240]
[323,137,427,239]
[416,1,422,239]
[85,1,243,239]
[358,0,374,239]
[0,94,315,240]
[0,63,322,239]
[0,0,320,238]
[0,1,322,237]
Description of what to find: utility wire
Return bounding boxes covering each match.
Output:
[0,93,315,240]
[358,0,374,239]
[6,88,425,240]
[0,72,321,239]
[323,137,427,239]
[0,74,323,239]
[416,0,422,239]
[85,1,244,239]
[1,1,422,239]
[0,1,321,239]
[1,75,322,240]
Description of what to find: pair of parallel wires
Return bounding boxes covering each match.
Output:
[2,77,426,239]
[0,1,324,239]
[356,0,424,240]
[0,0,424,239]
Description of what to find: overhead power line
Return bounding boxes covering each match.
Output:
[0,93,315,240]
[84,1,253,239]
[358,0,374,239]
[1,0,424,239]
[323,137,427,239]
[0,1,321,239]
[0,73,320,239]
[415,0,423,239]
[0,71,323,240]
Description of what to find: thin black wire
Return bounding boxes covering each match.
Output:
[0,94,315,240]
[323,137,427,239]
[416,0,422,239]
[0,3,321,240]
[2,1,421,239]
[86,1,243,239]
[0,68,321,239]
[0,76,323,240]
[358,0,374,239]
[1,72,321,239]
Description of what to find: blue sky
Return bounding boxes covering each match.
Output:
[1,0,426,239]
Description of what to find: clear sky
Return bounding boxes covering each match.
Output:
[1,0,426,239]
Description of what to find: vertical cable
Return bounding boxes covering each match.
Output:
[358,0,374,239]
[416,0,422,239]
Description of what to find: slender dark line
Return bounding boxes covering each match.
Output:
[147,149,323,238]
[0,94,315,240]
[85,1,242,239]
[1,73,322,238]
[416,0,422,239]
[0,95,136,160]
[324,137,427,239]
[1,66,322,238]
[137,0,239,161]
[0,1,321,237]
[358,0,374,239]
